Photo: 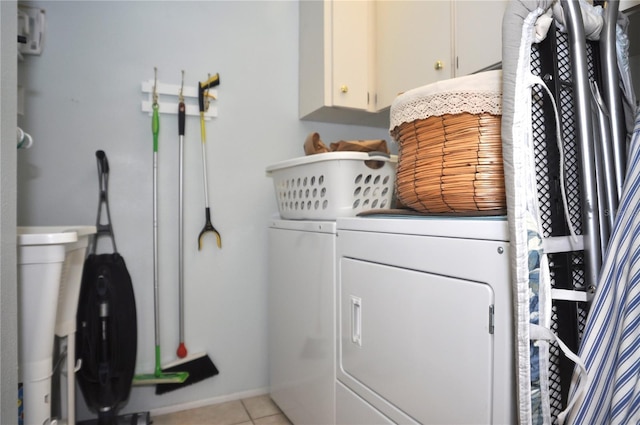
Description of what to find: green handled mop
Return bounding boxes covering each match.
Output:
[155,71,219,395]
[134,68,189,386]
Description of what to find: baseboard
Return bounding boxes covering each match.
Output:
[147,387,270,417]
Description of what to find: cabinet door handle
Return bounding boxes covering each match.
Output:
[434,60,444,71]
[340,85,349,93]
[351,296,362,346]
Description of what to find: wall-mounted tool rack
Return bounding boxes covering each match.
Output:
[141,80,218,119]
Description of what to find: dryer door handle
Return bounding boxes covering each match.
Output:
[351,296,362,347]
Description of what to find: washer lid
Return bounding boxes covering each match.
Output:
[337,215,509,242]
[269,218,337,234]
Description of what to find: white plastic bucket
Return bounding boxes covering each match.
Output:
[17,227,77,425]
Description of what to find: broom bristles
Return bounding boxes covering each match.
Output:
[155,353,218,395]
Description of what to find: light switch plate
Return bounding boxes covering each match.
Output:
[18,6,45,56]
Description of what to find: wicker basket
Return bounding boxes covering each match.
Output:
[390,70,506,214]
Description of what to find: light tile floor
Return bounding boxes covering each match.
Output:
[150,394,292,425]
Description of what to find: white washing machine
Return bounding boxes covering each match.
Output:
[335,216,516,425]
[268,219,336,425]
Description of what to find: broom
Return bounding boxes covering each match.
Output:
[134,68,189,387]
[155,74,219,395]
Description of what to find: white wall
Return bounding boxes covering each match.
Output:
[16,0,389,419]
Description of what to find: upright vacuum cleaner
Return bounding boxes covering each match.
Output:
[76,151,147,425]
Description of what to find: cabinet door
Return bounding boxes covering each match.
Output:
[332,0,375,111]
[376,0,452,111]
[453,0,508,76]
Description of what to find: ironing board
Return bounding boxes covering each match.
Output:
[501,0,638,423]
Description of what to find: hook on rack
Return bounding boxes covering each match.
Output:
[152,67,159,107]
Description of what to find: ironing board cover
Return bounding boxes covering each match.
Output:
[502,3,555,423]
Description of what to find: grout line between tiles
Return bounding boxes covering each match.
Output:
[239,398,255,425]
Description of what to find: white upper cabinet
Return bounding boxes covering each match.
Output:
[376,0,507,111]
[375,1,452,111]
[299,0,507,125]
[331,0,375,111]
[299,0,387,127]
[453,0,508,77]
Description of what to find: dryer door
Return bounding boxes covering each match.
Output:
[339,258,494,424]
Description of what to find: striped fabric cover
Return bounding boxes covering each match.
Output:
[561,110,640,424]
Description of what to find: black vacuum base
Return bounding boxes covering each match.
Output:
[77,411,150,425]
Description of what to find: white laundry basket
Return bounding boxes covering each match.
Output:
[266,152,397,220]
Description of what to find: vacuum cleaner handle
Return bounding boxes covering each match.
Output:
[91,150,118,255]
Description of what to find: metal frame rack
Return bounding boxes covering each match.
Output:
[530,1,628,422]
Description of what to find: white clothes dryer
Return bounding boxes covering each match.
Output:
[335,216,516,425]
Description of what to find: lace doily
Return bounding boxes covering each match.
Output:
[390,70,503,131]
